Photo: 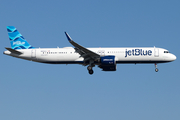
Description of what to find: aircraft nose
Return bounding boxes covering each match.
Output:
[171,54,176,61]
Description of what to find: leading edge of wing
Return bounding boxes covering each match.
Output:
[64,32,100,60]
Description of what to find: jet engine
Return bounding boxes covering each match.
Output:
[98,55,116,71]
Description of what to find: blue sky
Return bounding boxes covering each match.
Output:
[1,0,180,120]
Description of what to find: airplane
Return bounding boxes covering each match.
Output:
[4,26,176,75]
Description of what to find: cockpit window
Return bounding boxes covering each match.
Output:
[164,51,169,53]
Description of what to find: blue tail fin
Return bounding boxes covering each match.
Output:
[7,26,34,50]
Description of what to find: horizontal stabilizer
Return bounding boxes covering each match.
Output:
[5,47,23,54]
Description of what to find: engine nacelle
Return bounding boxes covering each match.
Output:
[99,56,116,71]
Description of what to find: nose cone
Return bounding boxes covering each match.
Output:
[171,54,176,61]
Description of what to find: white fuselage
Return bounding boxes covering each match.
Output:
[4,47,176,64]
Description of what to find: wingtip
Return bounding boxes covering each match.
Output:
[65,32,73,42]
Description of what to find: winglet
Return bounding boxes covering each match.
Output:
[65,32,73,42]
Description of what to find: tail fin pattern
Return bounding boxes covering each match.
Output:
[7,26,34,50]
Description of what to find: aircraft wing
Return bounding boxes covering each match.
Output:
[65,32,100,62]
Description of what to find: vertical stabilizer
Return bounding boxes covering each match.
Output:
[7,26,34,50]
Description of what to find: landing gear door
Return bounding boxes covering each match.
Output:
[154,48,159,57]
[31,49,36,58]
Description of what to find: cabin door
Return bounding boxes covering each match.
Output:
[154,48,159,57]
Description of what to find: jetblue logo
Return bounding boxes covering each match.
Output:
[125,49,152,57]
[13,41,25,45]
